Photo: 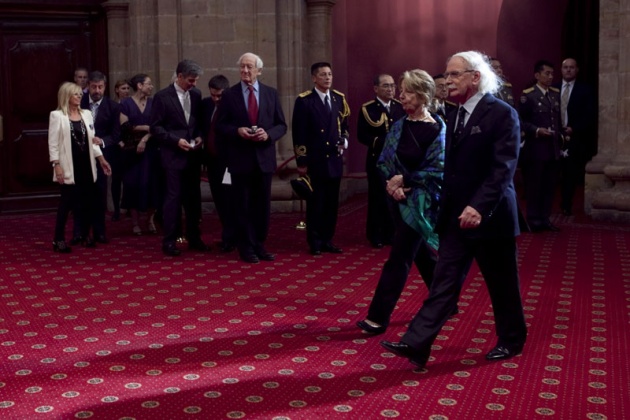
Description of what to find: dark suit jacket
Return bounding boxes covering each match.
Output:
[357,98,405,169]
[554,80,596,159]
[215,82,287,175]
[80,96,120,147]
[150,84,202,170]
[519,85,562,161]
[292,88,350,178]
[438,93,520,238]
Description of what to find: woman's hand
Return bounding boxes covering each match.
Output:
[55,167,64,184]
[99,158,112,176]
[137,134,150,154]
[386,175,404,196]
[393,187,407,201]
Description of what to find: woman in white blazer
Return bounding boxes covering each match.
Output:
[49,82,111,252]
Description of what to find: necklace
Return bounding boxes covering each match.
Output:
[406,114,431,122]
[69,119,87,152]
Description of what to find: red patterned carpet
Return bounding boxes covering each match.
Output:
[0,196,628,419]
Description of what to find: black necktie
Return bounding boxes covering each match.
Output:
[454,107,466,140]
[324,95,331,114]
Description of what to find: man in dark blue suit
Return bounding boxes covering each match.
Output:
[556,58,597,216]
[200,74,236,253]
[292,62,350,256]
[381,51,527,369]
[215,53,287,263]
[150,59,208,256]
[74,71,120,244]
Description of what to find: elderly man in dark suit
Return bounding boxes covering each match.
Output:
[519,60,563,231]
[292,62,350,256]
[150,59,208,256]
[380,50,527,369]
[215,52,287,264]
[556,58,597,216]
[74,71,120,244]
[357,74,406,248]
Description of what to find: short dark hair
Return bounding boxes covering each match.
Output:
[88,70,107,84]
[129,74,149,92]
[310,62,331,76]
[208,74,229,90]
[176,59,203,78]
[432,73,445,80]
[373,74,392,86]
[534,60,554,73]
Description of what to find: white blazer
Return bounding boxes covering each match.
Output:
[48,109,102,184]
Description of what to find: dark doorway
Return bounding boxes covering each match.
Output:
[0,0,107,213]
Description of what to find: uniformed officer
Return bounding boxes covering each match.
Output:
[357,74,405,248]
[292,62,350,255]
[430,73,457,122]
[490,58,515,107]
[519,59,563,232]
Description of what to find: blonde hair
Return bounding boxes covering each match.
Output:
[399,69,435,107]
[57,82,83,115]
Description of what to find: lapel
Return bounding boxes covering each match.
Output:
[167,84,187,126]
[448,94,491,152]
[232,83,250,123]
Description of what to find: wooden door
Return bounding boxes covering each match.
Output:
[0,1,107,213]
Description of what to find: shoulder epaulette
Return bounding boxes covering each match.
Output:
[549,86,560,93]
[445,100,457,106]
[332,89,345,97]
[503,82,512,87]
[298,90,312,98]
[361,100,376,108]
[522,87,535,94]
[392,98,402,104]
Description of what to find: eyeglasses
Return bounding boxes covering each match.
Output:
[379,83,396,89]
[444,70,475,79]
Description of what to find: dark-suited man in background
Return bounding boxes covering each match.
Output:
[556,58,596,216]
[519,60,562,232]
[150,59,208,256]
[200,74,236,253]
[490,57,515,107]
[292,62,350,256]
[357,74,405,248]
[381,50,527,369]
[74,71,120,244]
[430,73,456,122]
[215,53,287,264]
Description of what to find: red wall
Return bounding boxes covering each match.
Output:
[333,0,570,174]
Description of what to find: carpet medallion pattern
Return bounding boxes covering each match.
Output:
[0,202,628,419]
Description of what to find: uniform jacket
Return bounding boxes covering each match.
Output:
[215,82,287,175]
[48,109,102,184]
[292,88,350,178]
[357,98,405,168]
[519,85,563,161]
[495,82,515,107]
[438,93,520,238]
[80,95,120,148]
[150,84,202,170]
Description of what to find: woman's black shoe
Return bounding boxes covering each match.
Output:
[53,241,71,253]
[356,320,386,335]
[81,237,96,248]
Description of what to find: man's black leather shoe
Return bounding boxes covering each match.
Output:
[256,251,276,261]
[380,341,427,368]
[218,242,235,253]
[485,344,523,361]
[162,245,181,256]
[322,243,342,253]
[310,248,322,256]
[356,320,385,335]
[188,240,210,252]
[371,242,384,249]
[545,223,561,232]
[69,236,82,246]
[240,253,260,264]
[95,235,109,244]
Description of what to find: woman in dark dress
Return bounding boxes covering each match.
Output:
[120,73,158,235]
[357,69,445,335]
[48,82,112,252]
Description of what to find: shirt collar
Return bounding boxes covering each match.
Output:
[460,91,484,115]
[241,80,259,93]
[376,97,391,108]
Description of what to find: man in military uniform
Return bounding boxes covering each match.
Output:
[292,62,350,255]
[519,60,563,232]
[357,74,405,248]
[490,57,515,107]
[431,73,457,122]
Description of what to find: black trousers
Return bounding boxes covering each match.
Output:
[522,158,559,227]
[306,176,341,250]
[55,182,99,242]
[365,165,394,245]
[560,154,584,212]
[401,229,527,359]
[366,211,437,327]
[162,161,202,247]
[230,170,272,255]
[207,155,236,247]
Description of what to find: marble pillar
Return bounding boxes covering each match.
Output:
[102,0,130,96]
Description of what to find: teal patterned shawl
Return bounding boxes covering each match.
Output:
[376,115,445,250]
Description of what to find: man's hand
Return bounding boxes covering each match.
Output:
[92,136,103,146]
[177,138,193,151]
[458,205,482,229]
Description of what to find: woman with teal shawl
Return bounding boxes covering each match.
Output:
[357,69,445,335]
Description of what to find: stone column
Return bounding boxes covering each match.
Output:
[305,0,337,65]
[101,0,130,96]
[585,0,630,222]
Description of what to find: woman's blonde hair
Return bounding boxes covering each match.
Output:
[399,69,435,107]
[57,82,83,115]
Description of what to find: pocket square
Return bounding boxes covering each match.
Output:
[471,126,482,134]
